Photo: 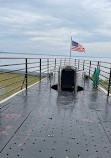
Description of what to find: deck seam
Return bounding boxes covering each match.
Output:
[0,106,35,153]
[96,110,111,144]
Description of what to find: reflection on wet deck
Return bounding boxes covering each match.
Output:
[0,77,111,158]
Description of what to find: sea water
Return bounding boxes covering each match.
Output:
[0,53,111,80]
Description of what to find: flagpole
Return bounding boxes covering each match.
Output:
[70,36,72,57]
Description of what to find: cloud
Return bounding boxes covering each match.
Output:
[25,27,93,47]
[0,7,59,26]
[84,41,111,57]
[0,0,111,57]
[95,29,111,37]
[45,0,72,6]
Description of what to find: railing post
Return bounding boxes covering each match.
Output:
[108,67,111,96]
[47,58,49,78]
[54,58,56,81]
[78,60,79,70]
[75,59,76,67]
[25,58,28,89]
[54,58,56,76]
[83,60,85,70]
[89,61,91,77]
[55,58,56,69]
[97,61,100,69]
[61,59,62,66]
[60,59,62,68]
[64,58,66,66]
[40,59,41,82]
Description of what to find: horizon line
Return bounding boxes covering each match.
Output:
[0,51,111,59]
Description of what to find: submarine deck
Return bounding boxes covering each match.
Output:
[0,76,111,158]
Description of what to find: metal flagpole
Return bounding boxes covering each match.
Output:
[70,36,72,57]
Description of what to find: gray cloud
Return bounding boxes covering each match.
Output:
[0,0,111,57]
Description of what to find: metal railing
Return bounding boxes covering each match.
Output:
[0,58,71,101]
[75,59,111,96]
[0,57,111,101]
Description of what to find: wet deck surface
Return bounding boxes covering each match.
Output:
[0,76,111,158]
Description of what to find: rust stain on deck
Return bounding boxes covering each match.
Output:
[0,131,8,135]
[18,143,23,147]
[5,114,21,119]
[0,126,12,135]
[82,119,93,123]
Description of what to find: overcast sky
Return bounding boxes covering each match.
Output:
[0,0,111,57]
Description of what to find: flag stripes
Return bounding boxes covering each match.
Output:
[71,40,85,53]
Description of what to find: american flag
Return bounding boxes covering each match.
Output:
[71,40,85,52]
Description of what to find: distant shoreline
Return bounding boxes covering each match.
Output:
[0,52,111,59]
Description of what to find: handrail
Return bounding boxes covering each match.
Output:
[0,57,111,101]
